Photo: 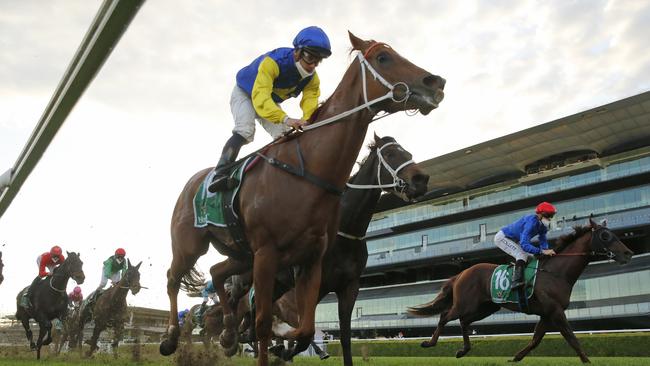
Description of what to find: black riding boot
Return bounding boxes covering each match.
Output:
[511,260,526,289]
[207,133,247,193]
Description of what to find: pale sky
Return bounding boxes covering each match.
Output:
[1,1,649,315]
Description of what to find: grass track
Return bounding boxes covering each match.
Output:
[2,355,650,366]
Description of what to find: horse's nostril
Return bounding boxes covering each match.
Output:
[423,75,446,90]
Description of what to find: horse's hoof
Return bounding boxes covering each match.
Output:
[420,340,435,348]
[224,341,239,357]
[508,359,520,363]
[159,339,178,356]
[319,353,330,360]
[269,344,285,358]
[455,349,468,358]
[219,330,236,349]
[43,338,52,346]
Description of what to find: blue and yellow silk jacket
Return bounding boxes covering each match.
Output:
[236,47,320,124]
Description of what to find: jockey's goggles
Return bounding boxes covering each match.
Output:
[541,212,555,219]
[301,51,322,66]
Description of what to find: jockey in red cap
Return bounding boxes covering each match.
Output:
[68,286,84,307]
[494,202,557,289]
[25,246,67,307]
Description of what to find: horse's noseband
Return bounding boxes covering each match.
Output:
[591,227,617,259]
[345,141,414,194]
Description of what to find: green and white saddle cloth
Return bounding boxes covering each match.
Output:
[193,158,251,228]
[490,259,539,304]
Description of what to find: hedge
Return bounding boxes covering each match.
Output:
[324,332,650,357]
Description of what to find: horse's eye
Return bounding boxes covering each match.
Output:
[377,52,390,64]
[599,231,613,242]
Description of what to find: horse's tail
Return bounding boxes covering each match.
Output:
[407,275,456,317]
[179,265,206,293]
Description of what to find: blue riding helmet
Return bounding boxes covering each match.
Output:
[293,26,332,58]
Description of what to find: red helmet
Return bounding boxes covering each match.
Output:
[50,245,63,257]
[115,248,126,256]
[535,202,557,216]
[73,286,82,294]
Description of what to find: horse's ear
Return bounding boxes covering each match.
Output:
[0,251,2,259]
[348,31,370,53]
[136,261,142,270]
[588,216,597,229]
[66,251,71,256]
[127,258,132,267]
[600,218,608,227]
[374,132,381,143]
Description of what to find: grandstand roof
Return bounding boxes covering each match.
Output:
[419,91,650,196]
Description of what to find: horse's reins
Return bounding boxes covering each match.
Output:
[48,266,83,293]
[548,227,616,259]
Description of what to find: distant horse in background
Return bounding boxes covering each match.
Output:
[56,304,83,354]
[408,219,633,363]
[160,31,445,366]
[15,252,85,359]
[79,260,142,357]
[0,251,4,285]
[180,302,224,348]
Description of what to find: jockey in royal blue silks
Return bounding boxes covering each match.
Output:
[494,202,558,289]
[208,26,332,192]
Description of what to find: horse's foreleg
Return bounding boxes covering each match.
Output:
[552,310,590,363]
[112,321,123,359]
[512,317,550,362]
[35,319,51,360]
[160,248,203,356]
[285,257,323,358]
[209,257,249,349]
[85,326,102,357]
[336,282,359,366]
[252,246,279,366]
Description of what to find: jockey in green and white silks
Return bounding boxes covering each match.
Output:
[494,202,557,289]
[208,26,332,192]
[97,248,127,290]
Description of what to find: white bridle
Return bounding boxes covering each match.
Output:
[345,141,414,191]
[302,48,410,132]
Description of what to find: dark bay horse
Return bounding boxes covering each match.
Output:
[15,251,85,359]
[160,31,445,366]
[234,133,429,364]
[408,219,633,363]
[79,259,142,357]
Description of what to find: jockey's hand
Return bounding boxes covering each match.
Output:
[542,249,556,256]
[286,118,307,130]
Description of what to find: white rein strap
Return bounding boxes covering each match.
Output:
[346,142,414,190]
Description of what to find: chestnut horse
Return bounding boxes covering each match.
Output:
[408,219,633,363]
[160,32,445,366]
[232,134,429,364]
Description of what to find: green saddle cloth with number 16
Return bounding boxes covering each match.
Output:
[490,259,539,304]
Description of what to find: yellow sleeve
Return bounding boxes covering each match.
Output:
[251,57,287,124]
[300,73,321,121]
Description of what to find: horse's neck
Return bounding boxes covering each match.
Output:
[296,60,375,187]
[50,271,70,292]
[544,233,591,286]
[339,160,382,238]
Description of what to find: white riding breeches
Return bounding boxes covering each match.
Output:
[494,230,533,262]
[98,271,122,290]
[230,85,291,142]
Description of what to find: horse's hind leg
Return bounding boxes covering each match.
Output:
[421,307,458,348]
[35,319,51,360]
[209,257,250,349]
[19,316,36,350]
[111,321,123,359]
[552,310,590,363]
[455,303,500,358]
[512,317,550,362]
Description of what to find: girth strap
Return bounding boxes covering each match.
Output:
[257,140,343,196]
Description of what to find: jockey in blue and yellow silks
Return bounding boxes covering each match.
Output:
[208,26,332,192]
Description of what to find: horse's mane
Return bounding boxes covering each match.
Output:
[554,225,591,253]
